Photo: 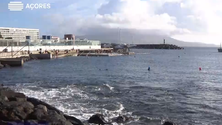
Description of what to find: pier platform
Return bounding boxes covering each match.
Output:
[0,58,24,67]
[78,53,123,57]
[29,54,52,60]
[53,51,78,58]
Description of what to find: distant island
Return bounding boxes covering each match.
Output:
[76,29,217,47]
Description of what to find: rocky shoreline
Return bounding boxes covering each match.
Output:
[0,86,176,125]
[0,86,83,125]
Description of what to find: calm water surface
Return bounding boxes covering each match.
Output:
[1,48,222,125]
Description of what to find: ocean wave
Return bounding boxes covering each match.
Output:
[9,83,134,122]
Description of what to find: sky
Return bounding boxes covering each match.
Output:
[0,0,222,45]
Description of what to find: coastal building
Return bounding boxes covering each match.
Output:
[64,34,75,45]
[64,34,75,40]
[75,38,101,46]
[0,27,39,41]
[42,35,52,40]
[52,36,60,43]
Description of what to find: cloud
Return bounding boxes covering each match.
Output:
[171,0,222,44]
[98,0,122,15]
[46,0,189,36]
[43,0,222,45]
[94,0,191,36]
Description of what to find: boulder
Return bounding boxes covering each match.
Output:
[88,114,108,125]
[0,101,34,120]
[64,115,84,125]
[3,101,34,110]
[0,88,16,97]
[163,121,175,125]
[0,108,21,121]
[36,104,48,113]
[13,105,28,119]
[27,104,48,120]
[0,88,26,102]
[27,108,47,121]
[112,115,133,123]
[27,97,62,114]
[0,87,83,125]
[0,96,8,102]
[8,97,27,102]
[23,102,35,109]
[45,110,73,125]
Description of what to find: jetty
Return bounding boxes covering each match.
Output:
[78,53,123,57]
[0,47,132,68]
[131,44,184,49]
[0,38,135,68]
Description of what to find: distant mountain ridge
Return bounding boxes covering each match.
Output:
[76,29,217,47]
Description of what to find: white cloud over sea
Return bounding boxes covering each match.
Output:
[44,0,222,45]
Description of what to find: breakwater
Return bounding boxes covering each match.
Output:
[131,44,184,49]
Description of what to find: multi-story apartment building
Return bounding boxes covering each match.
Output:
[0,27,39,41]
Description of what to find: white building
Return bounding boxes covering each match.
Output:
[0,27,39,41]
[52,36,60,43]
[75,38,101,46]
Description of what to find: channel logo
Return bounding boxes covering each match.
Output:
[8,1,51,11]
[8,1,24,11]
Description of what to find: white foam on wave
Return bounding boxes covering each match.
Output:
[11,84,97,120]
[104,84,114,91]
[9,84,132,121]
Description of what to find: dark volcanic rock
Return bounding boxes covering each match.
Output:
[0,87,84,125]
[2,120,47,125]
[64,115,84,125]
[45,110,73,125]
[8,96,27,102]
[163,121,175,125]
[88,114,109,125]
[0,88,26,101]
[0,96,8,102]
[0,108,21,121]
[112,115,133,123]
[0,101,34,121]
[27,97,62,114]
[27,108,47,120]
[36,104,48,113]
[13,105,28,119]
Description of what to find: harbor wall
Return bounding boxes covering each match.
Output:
[30,54,52,60]
[0,45,101,52]
[0,58,24,67]
[131,44,184,49]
